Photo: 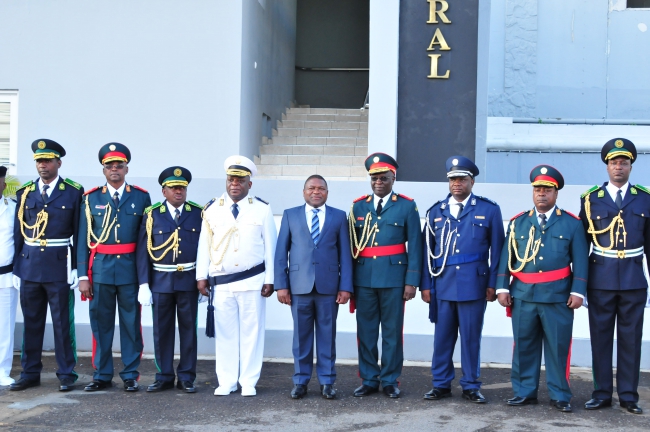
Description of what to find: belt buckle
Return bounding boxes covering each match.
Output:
[177,265,184,272]
[617,250,626,259]
[39,239,47,247]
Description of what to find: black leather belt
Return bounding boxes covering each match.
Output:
[0,263,13,275]
[208,262,265,287]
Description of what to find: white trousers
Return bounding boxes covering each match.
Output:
[0,287,18,378]
[214,289,266,389]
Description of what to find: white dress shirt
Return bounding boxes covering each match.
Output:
[448,194,471,219]
[373,194,389,212]
[166,201,183,218]
[0,197,16,288]
[304,203,326,232]
[196,193,277,290]
[106,182,126,201]
[38,175,60,198]
[605,182,629,203]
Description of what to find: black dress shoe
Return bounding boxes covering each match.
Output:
[291,384,307,399]
[146,380,174,392]
[507,396,538,406]
[9,377,40,391]
[620,401,643,414]
[423,387,452,400]
[59,378,76,392]
[584,398,612,410]
[123,379,139,392]
[462,389,487,404]
[177,380,196,393]
[550,400,572,412]
[353,384,378,397]
[321,384,336,399]
[84,380,112,392]
[383,385,400,398]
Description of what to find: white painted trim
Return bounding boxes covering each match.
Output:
[367,0,400,157]
[486,117,650,152]
[0,91,19,175]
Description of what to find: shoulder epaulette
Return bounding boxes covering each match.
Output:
[144,202,162,214]
[426,200,443,213]
[397,193,413,201]
[188,200,203,209]
[131,185,148,193]
[83,186,101,196]
[510,211,526,221]
[580,185,600,198]
[255,196,268,205]
[64,178,82,190]
[634,184,650,195]
[353,194,370,203]
[17,180,34,191]
[562,209,580,220]
[475,195,497,205]
[204,198,216,211]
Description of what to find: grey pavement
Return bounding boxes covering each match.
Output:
[0,354,648,431]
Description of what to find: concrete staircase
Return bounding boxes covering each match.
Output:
[255,107,368,180]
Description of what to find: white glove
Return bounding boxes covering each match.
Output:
[198,292,208,303]
[138,284,153,306]
[12,275,20,291]
[68,269,79,290]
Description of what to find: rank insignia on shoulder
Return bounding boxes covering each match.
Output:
[392,194,397,202]
[510,211,526,221]
[475,215,485,219]
[556,208,562,216]
[131,185,148,193]
[581,185,600,198]
[185,203,191,211]
[102,186,107,194]
[475,195,497,205]
[563,209,580,220]
[353,194,370,203]
[84,186,100,195]
[366,195,372,203]
[160,205,166,213]
[203,198,217,210]
[187,200,203,209]
[17,180,34,191]
[528,209,534,216]
[249,197,253,204]
[397,193,414,201]
[634,184,650,195]
[59,182,65,190]
[441,203,446,209]
[64,178,82,190]
[597,190,605,198]
[125,185,131,193]
[144,202,162,214]
[255,196,268,205]
[219,198,224,206]
[471,198,476,206]
[631,187,638,195]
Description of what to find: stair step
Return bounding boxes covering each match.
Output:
[285,113,365,122]
[260,145,368,156]
[258,164,367,178]
[275,128,367,138]
[259,155,365,166]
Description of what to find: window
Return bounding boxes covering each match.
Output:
[0,91,18,174]
[628,0,650,8]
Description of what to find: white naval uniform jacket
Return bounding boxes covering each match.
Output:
[196,193,277,292]
[0,197,16,288]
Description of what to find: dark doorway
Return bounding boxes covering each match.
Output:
[295,0,369,108]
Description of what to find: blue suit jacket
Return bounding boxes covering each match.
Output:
[14,177,84,283]
[136,200,203,293]
[579,182,650,291]
[274,204,353,295]
[420,193,505,302]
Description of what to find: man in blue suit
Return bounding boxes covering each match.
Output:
[580,138,650,415]
[274,175,353,400]
[420,156,504,404]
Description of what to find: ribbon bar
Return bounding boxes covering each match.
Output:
[357,244,406,258]
[511,266,571,284]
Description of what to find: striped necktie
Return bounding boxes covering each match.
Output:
[311,208,320,245]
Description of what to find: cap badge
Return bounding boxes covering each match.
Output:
[37,141,46,149]
[373,156,380,163]
[174,168,182,177]
[452,159,458,166]
[615,139,624,148]
[109,144,116,151]
[235,158,241,164]
[540,167,548,174]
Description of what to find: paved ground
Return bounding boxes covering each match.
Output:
[0,354,648,431]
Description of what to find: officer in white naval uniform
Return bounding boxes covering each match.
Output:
[196,156,277,397]
[0,166,17,386]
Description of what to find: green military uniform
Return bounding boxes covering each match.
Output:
[349,153,422,393]
[496,165,588,406]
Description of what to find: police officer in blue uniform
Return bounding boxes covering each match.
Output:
[136,166,202,393]
[580,139,649,415]
[10,139,84,392]
[420,156,504,404]
[78,143,151,392]
[349,153,422,399]
[496,165,588,413]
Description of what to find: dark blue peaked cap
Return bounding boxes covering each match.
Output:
[445,155,479,178]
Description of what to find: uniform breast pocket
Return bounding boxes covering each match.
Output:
[154,226,176,244]
[551,234,570,253]
[632,209,649,230]
[472,221,490,239]
[589,209,610,230]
